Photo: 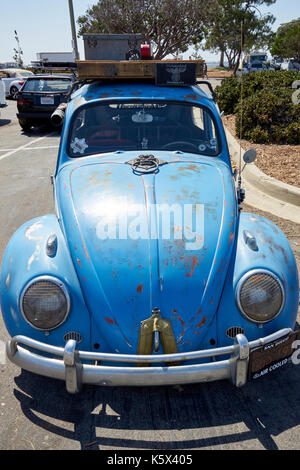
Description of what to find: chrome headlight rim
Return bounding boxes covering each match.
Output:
[20,275,71,331]
[235,269,285,324]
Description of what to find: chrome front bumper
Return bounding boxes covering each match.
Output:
[6,329,293,394]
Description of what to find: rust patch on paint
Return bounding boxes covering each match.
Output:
[179,164,199,172]
[137,283,143,294]
[196,316,207,328]
[185,256,198,278]
[120,332,132,348]
[177,315,185,327]
[196,308,202,318]
[104,317,132,346]
[183,94,198,101]
[76,258,82,269]
[82,238,90,263]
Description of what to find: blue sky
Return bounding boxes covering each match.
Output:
[0,0,299,64]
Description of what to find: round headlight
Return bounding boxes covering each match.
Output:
[21,277,70,330]
[236,270,284,323]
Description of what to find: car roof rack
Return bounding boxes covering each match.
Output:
[196,80,216,100]
[66,60,213,102]
[76,59,204,83]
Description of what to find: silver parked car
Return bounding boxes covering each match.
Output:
[2,68,34,99]
[281,60,300,71]
[243,61,275,74]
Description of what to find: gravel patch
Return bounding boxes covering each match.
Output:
[223,115,300,188]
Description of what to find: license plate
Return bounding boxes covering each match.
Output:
[249,331,300,381]
[40,95,54,105]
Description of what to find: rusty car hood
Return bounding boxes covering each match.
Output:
[57,153,237,354]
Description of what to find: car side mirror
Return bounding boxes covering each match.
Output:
[243,149,257,164]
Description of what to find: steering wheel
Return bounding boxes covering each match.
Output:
[161,141,198,151]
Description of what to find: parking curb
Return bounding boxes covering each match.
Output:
[225,128,300,208]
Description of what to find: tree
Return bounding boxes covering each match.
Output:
[13,30,24,68]
[203,0,276,72]
[271,18,300,62]
[77,0,218,59]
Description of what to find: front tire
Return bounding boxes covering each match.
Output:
[10,86,19,100]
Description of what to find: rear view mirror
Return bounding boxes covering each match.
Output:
[132,111,153,123]
[243,149,257,164]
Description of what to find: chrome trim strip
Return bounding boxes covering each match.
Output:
[64,339,82,393]
[51,174,60,223]
[6,329,292,393]
[9,335,236,363]
[46,234,58,257]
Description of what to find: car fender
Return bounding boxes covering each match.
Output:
[9,79,21,93]
[0,214,92,349]
[216,211,299,346]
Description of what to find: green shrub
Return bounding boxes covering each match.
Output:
[272,122,300,145]
[214,77,240,115]
[215,71,300,144]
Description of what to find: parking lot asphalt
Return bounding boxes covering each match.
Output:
[0,99,300,451]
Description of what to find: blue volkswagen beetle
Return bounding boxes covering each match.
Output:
[1,70,299,393]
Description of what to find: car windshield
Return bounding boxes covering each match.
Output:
[23,78,72,93]
[68,101,220,157]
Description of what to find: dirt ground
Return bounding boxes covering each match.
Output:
[224,115,300,188]
[207,67,233,79]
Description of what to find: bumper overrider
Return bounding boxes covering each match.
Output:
[6,328,297,394]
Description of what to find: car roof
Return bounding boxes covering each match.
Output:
[2,68,34,75]
[27,74,74,79]
[69,81,214,113]
[2,68,29,73]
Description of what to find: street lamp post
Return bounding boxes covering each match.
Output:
[68,0,80,61]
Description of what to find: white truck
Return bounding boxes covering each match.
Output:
[36,52,75,63]
[30,52,77,72]
[249,52,268,64]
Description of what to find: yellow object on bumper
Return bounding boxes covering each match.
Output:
[137,309,178,366]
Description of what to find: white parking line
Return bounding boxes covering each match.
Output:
[0,146,59,152]
[23,146,59,150]
[0,132,57,162]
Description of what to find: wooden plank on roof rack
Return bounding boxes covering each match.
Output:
[76,60,204,80]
